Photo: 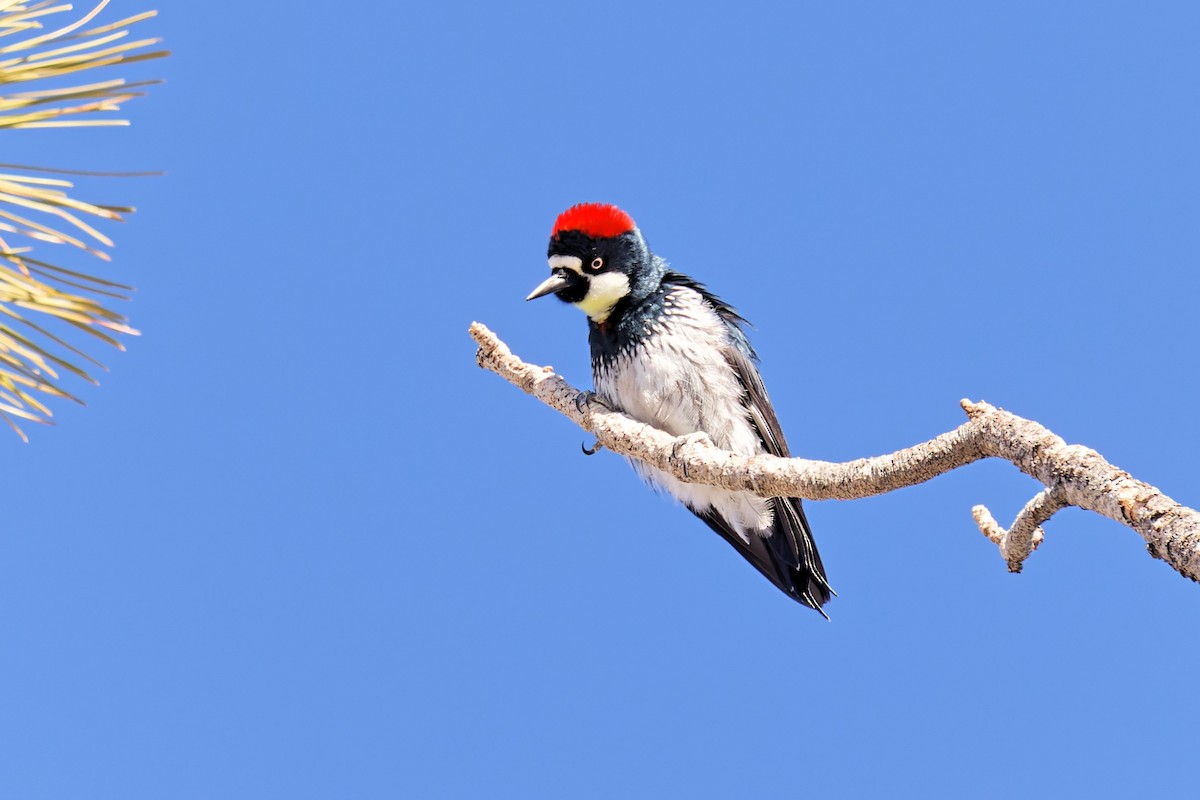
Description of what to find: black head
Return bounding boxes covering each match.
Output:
[526,203,660,323]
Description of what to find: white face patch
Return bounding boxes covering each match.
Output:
[575,271,631,323]
[548,254,583,274]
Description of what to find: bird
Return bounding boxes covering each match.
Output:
[526,202,834,616]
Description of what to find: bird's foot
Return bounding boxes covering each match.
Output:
[672,431,713,455]
[574,390,610,414]
[577,392,610,455]
[671,432,713,478]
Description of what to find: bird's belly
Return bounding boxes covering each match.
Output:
[594,338,773,535]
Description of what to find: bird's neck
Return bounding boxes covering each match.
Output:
[587,283,668,363]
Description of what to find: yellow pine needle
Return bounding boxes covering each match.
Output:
[0,412,31,441]
[13,301,105,326]
[0,172,72,185]
[4,77,132,101]
[0,302,108,366]
[2,417,30,440]
[0,4,73,31]
[9,36,160,70]
[0,206,91,249]
[0,0,108,53]
[64,317,124,348]
[14,118,130,128]
[0,400,51,422]
[17,27,128,61]
[0,160,160,177]
[13,254,132,289]
[0,350,52,381]
[0,387,54,419]
[1,322,98,383]
[9,383,50,414]
[25,268,130,299]
[2,96,137,123]
[75,10,156,38]
[0,191,120,240]
[0,327,56,373]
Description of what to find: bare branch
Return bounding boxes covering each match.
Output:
[470,321,1200,586]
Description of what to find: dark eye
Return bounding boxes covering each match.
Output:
[587,257,604,273]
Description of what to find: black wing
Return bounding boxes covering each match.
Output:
[713,344,833,615]
[663,273,834,614]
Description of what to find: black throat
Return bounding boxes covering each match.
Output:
[588,282,667,367]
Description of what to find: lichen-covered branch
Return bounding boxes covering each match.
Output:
[470,321,1200,585]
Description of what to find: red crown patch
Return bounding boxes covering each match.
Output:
[551,203,637,239]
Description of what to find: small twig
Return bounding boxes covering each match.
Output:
[973,486,1069,572]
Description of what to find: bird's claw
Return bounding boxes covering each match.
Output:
[671,432,712,479]
[577,392,609,454]
[575,390,610,414]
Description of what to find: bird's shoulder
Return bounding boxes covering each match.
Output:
[659,270,758,359]
[590,268,757,367]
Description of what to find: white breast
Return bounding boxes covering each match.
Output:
[594,287,773,538]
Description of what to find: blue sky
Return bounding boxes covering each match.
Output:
[1,2,1198,797]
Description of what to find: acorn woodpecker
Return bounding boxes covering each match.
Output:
[527,202,834,616]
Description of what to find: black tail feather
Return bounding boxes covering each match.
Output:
[696,496,833,616]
